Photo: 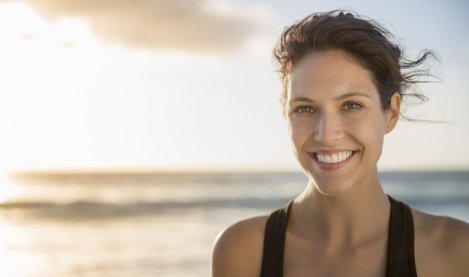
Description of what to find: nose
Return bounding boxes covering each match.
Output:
[313,110,343,144]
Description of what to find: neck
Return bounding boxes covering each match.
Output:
[290,170,390,250]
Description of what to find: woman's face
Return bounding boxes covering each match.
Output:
[287,50,400,195]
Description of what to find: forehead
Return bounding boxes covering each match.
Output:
[288,50,379,100]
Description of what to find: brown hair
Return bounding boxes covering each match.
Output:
[273,10,438,118]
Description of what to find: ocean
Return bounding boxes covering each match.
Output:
[0,171,468,276]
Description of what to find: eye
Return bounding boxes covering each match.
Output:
[293,105,316,114]
[342,101,364,111]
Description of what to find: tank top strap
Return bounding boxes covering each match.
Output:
[260,196,417,277]
[385,195,418,277]
[260,200,293,277]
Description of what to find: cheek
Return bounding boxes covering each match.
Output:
[288,121,314,173]
[367,114,388,142]
[350,116,386,154]
[288,120,313,148]
[344,114,385,144]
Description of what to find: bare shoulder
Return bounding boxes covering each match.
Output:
[211,215,268,277]
[412,208,469,276]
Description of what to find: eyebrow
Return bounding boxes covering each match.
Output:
[288,92,371,103]
[334,92,372,101]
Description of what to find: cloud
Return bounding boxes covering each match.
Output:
[7,0,272,53]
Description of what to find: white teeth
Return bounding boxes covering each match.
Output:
[316,151,352,164]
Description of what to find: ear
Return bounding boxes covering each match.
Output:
[385,93,401,133]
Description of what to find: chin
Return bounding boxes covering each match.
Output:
[302,167,357,196]
[311,180,355,196]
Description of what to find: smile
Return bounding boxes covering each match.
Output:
[316,151,352,163]
[309,150,357,170]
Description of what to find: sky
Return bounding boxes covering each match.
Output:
[0,0,468,173]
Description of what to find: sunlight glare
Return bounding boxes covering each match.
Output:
[0,221,41,276]
[52,18,95,48]
[0,2,97,50]
[0,2,46,38]
[0,173,25,203]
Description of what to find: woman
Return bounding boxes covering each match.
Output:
[212,11,469,277]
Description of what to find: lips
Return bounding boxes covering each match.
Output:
[308,150,358,170]
[315,151,352,163]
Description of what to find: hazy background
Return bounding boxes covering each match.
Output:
[0,1,468,276]
[0,0,468,174]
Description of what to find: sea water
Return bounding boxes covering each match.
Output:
[0,171,468,276]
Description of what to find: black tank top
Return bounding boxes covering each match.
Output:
[260,195,417,277]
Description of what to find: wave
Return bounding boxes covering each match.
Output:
[0,197,289,220]
[1,194,468,220]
